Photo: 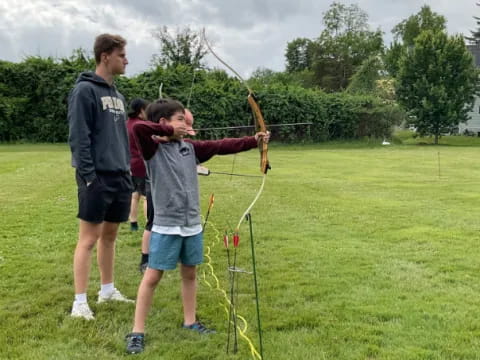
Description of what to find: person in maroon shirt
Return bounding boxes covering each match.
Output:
[127,99,149,231]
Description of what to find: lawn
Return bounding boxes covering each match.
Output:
[2,139,480,359]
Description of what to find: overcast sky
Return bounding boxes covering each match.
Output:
[0,0,477,77]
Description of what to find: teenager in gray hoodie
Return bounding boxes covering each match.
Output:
[125,99,269,354]
[68,34,134,320]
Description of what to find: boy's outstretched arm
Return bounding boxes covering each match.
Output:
[189,136,260,163]
[132,122,174,160]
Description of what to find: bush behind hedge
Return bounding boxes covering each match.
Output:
[0,57,403,142]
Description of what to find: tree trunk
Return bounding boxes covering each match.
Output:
[434,133,439,144]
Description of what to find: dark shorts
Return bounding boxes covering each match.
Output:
[132,176,146,196]
[76,170,133,224]
[145,183,154,231]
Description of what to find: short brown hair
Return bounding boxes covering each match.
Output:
[94,34,127,64]
[146,99,185,123]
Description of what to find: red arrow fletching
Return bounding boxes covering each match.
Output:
[223,232,229,248]
[233,232,240,248]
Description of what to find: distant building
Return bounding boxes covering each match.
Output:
[469,44,480,67]
[458,44,480,134]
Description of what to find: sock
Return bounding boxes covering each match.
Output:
[74,293,87,304]
[130,332,145,337]
[100,283,114,296]
[141,253,149,264]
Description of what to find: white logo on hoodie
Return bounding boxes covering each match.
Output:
[101,96,125,119]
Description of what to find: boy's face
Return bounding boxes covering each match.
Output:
[161,110,186,139]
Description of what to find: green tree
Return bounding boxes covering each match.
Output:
[392,5,446,46]
[312,2,384,91]
[151,26,207,69]
[396,31,480,144]
[250,67,316,88]
[383,41,406,77]
[285,38,315,72]
[346,55,383,94]
[385,5,446,76]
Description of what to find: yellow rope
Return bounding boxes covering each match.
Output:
[200,215,262,359]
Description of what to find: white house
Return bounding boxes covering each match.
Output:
[458,44,480,134]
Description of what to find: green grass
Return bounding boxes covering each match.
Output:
[3,139,480,359]
[394,130,480,146]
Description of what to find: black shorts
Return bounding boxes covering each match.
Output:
[76,170,133,224]
[132,176,146,196]
[145,182,154,231]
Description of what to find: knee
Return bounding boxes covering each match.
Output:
[143,270,162,287]
[100,234,116,244]
[76,237,97,252]
[181,268,196,282]
[145,278,160,288]
[81,242,96,252]
[101,225,119,243]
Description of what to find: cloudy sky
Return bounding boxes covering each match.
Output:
[0,0,477,77]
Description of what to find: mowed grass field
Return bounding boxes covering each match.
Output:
[3,139,480,359]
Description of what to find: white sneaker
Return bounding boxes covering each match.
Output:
[71,302,94,320]
[97,288,135,304]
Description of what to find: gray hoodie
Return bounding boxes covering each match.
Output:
[68,72,129,183]
[147,140,201,227]
[133,121,259,227]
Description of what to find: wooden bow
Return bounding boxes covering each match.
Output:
[247,94,270,174]
[202,29,270,174]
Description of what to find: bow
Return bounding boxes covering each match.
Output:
[201,29,270,176]
[202,29,271,233]
[202,29,266,359]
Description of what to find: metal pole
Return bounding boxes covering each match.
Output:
[246,213,264,359]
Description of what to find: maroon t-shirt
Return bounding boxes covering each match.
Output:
[127,117,148,177]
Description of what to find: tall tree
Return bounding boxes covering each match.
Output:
[385,5,446,76]
[465,2,480,44]
[285,38,315,73]
[151,26,207,69]
[392,5,446,46]
[383,41,406,77]
[396,31,480,144]
[346,55,383,94]
[312,2,384,91]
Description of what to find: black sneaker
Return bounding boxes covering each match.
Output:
[126,333,145,354]
[182,321,216,334]
[139,262,148,274]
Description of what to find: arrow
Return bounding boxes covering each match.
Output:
[203,193,215,229]
[194,122,313,132]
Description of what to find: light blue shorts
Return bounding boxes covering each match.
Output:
[148,232,204,270]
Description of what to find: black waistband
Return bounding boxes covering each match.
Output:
[96,170,130,176]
